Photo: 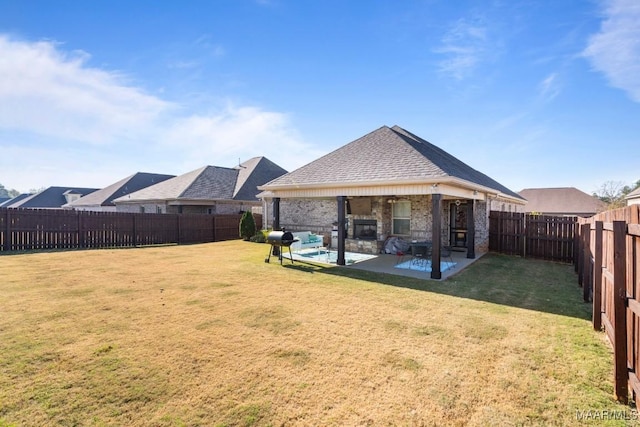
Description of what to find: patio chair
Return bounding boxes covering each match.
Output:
[411,244,431,268]
[441,245,454,267]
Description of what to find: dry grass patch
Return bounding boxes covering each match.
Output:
[0,242,635,426]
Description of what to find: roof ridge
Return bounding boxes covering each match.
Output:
[177,165,211,198]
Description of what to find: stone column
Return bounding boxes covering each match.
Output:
[467,199,476,258]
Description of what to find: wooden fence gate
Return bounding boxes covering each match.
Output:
[576,205,640,406]
[489,211,577,263]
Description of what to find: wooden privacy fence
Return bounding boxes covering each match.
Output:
[488,211,577,263]
[0,208,262,252]
[576,205,640,406]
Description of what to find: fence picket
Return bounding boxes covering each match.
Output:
[489,211,577,263]
[0,208,261,252]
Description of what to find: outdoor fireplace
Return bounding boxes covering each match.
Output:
[353,219,377,240]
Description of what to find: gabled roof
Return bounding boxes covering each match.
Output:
[0,197,10,206]
[517,187,605,217]
[113,157,287,203]
[7,187,99,208]
[65,172,175,207]
[260,125,523,200]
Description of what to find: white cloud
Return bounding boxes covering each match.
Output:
[583,0,640,102]
[435,17,489,80]
[0,35,171,144]
[538,73,561,102]
[0,35,316,191]
[162,104,323,172]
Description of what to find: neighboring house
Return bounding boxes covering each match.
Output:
[626,187,640,206]
[0,193,33,207]
[4,187,98,209]
[113,157,287,214]
[258,125,525,275]
[518,187,605,217]
[0,197,10,206]
[63,172,175,212]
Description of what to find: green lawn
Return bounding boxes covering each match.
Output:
[0,241,635,426]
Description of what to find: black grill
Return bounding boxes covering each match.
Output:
[265,231,297,264]
[266,231,295,247]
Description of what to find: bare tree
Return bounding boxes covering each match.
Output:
[593,180,638,209]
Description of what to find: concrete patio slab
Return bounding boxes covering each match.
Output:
[345,248,485,280]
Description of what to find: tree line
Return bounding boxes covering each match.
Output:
[0,183,20,199]
[592,179,640,209]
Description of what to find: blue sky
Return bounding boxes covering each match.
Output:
[0,0,638,195]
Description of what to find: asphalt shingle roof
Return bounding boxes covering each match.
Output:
[8,187,99,208]
[113,157,287,203]
[0,193,33,207]
[262,125,523,200]
[233,157,288,200]
[66,173,175,207]
[626,187,640,199]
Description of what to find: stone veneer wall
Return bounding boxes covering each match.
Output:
[475,201,489,252]
[278,198,339,235]
[273,196,513,255]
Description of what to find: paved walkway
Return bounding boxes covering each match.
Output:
[346,248,485,281]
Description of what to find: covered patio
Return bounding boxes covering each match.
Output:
[258,125,525,279]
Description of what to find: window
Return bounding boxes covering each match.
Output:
[392,201,411,235]
[140,206,145,213]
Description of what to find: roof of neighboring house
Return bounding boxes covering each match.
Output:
[0,193,33,207]
[517,187,606,216]
[625,187,640,200]
[7,187,99,208]
[113,157,287,203]
[260,125,524,200]
[65,172,176,208]
[0,197,10,205]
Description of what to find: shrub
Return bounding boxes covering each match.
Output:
[250,232,266,243]
[239,211,256,241]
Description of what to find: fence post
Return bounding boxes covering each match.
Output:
[574,221,579,272]
[578,224,587,287]
[78,211,85,248]
[583,223,591,302]
[3,209,10,252]
[177,214,182,245]
[613,220,628,403]
[132,213,137,247]
[593,221,603,331]
[513,212,530,258]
